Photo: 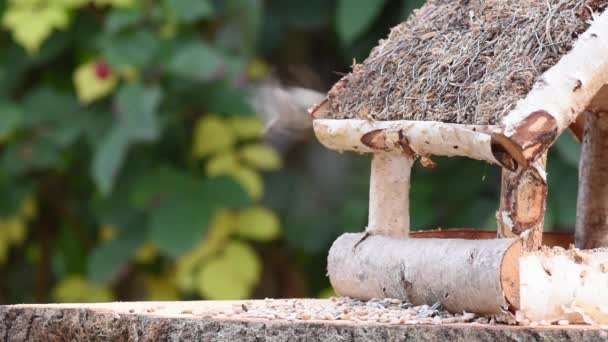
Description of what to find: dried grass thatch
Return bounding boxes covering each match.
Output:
[326,0,608,125]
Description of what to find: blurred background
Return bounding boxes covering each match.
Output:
[0,0,580,304]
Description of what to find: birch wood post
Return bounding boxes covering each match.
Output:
[367,153,413,237]
[328,233,522,317]
[575,111,608,249]
[497,153,548,251]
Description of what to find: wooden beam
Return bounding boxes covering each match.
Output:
[313,119,500,164]
[497,153,548,251]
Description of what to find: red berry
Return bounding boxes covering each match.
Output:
[95,62,111,80]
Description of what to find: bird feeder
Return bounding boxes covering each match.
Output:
[311,0,608,324]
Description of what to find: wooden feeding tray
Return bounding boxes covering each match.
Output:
[309,1,608,325]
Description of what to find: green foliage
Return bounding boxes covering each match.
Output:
[336,0,387,45]
[0,0,584,304]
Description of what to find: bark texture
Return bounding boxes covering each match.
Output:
[520,247,608,324]
[367,153,413,237]
[327,233,521,316]
[497,153,548,251]
[576,111,608,249]
[2,303,608,342]
[313,119,498,163]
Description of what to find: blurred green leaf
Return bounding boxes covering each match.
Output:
[0,100,21,137]
[555,133,580,169]
[147,172,250,256]
[1,138,64,176]
[165,0,214,23]
[88,227,145,284]
[116,83,162,142]
[149,194,213,257]
[130,167,185,209]
[166,41,225,81]
[547,155,578,228]
[22,87,80,128]
[92,125,130,195]
[401,0,425,19]
[105,9,143,34]
[101,29,160,68]
[218,0,263,54]
[267,0,332,31]
[55,226,88,276]
[336,0,387,45]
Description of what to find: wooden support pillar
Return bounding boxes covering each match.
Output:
[575,111,608,249]
[367,153,413,238]
[497,153,548,251]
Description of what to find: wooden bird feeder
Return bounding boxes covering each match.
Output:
[310,0,608,324]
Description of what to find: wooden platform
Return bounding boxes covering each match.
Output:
[1,300,607,341]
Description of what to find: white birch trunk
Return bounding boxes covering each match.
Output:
[367,153,413,237]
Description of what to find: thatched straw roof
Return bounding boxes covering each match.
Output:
[325,0,608,125]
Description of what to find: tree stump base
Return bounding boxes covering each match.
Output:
[2,300,607,341]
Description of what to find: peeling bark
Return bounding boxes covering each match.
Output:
[575,111,608,249]
[520,247,608,324]
[492,111,557,170]
[497,153,548,251]
[328,233,521,316]
[313,119,498,163]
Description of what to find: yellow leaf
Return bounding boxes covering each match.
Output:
[2,4,70,54]
[175,252,201,292]
[192,115,236,159]
[73,61,118,104]
[56,0,90,7]
[119,65,140,82]
[247,60,270,81]
[145,276,180,301]
[20,194,38,221]
[160,20,178,39]
[94,0,135,8]
[205,152,240,176]
[52,276,114,303]
[197,241,261,300]
[239,143,282,171]
[227,117,265,140]
[222,241,261,285]
[197,257,251,300]
[99,224,117,241]
[134,241,158,264]
[235,206,281,242]
[0,239,8,265]
[229,166,263,200]
[198,210,234,260]
[174,210,235,292]
[3,217,26,245]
